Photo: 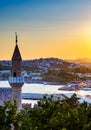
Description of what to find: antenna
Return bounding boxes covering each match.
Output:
[15,32,18,44]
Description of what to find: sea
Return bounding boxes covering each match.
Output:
[1,81,91,107]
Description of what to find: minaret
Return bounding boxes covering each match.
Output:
[9,33,24,111]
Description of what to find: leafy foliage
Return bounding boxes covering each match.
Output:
[0,100,17,130]
[42,70,79,84]
[1,94,91,130]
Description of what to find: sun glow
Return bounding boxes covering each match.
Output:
[1,1,91,60]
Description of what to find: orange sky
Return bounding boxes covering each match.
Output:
[0,0,91,60]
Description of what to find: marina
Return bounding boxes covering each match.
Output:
[0,81,91,106]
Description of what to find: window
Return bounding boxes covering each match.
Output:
[13,72,16,77]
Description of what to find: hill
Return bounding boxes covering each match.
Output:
[66,58,91,68]
[0,58,91,84]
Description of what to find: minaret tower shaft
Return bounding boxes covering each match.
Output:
[9,33,24,111]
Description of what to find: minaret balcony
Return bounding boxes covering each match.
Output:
[8,76,24,83]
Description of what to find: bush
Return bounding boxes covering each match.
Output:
[1,94,91,130]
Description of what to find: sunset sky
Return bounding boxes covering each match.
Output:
[0,0,91,60]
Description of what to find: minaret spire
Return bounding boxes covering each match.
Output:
[9,33,24,111]
[15,32,18,44]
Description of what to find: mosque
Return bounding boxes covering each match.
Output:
[0,33,24,111]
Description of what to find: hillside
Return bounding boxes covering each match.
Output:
[66,58,91,68]
[22,58,74,71]
[0,58,91,84]
[0,58,78,71]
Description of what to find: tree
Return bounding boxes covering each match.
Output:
[0,100,17,130]
[1,94,91,130]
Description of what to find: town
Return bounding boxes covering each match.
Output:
[0,58,91,87]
